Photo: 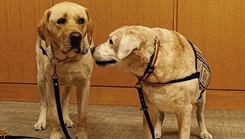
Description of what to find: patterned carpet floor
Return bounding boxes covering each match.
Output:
[0,101,244,139]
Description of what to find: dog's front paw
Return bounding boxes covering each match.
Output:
[154,123,162,138]
[154,128,162,139]
[200,131,213,139]
[65,118,74,128]
[34,121,46,131]
[154,132,162,139]
[77,129,88,139]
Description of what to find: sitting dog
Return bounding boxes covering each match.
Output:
[34,2,94,139]
[91,26,213,139]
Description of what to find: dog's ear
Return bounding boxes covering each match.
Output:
[37,10,51,42]
[86,9,94,45]
[117,35,141,60]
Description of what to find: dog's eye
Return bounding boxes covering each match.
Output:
[57,18,66,25]
[109,39,113,45]
[78,18,85,24]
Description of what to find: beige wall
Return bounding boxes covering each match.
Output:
[0,0,244,109]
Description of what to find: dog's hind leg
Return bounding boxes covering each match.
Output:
[154,111,164,138]
[62,85,74,128]
[34,74,47,131]
[195,91,213,139]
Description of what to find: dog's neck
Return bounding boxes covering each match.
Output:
[119,53,149,77]
[119,46,156,80]
[121,37,161,81]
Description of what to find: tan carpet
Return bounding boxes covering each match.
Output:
[0,101,244,139]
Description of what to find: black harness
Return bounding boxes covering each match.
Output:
[135,37,210,139]
[189,41,211,99]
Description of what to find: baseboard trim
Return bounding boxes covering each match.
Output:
[0,83,244,110]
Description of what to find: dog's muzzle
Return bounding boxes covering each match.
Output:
[90,46,117,67]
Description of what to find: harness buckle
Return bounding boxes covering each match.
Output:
[140,106,148,111]
[51,63,59,79]
[155,37,160,45]
[148,67,154,74]
[52,73,59,79]
[135,81,142,89]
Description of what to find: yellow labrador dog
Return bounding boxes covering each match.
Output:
[91,26,212,139]
[34,2,94,139]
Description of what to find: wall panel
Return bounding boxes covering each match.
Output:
[1,83,244,110]
[0,0,52,83]
[1,0,244,110]
[178,0,245,90]
[55,0,174,86]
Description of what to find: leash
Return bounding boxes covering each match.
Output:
[51,63,72,139]
[0,131,40,139]
[37,35,90,139]
[135,37,161,139]
[0,135,41,139]
[49,42,89,139]
[135,81,155,139]
[39,41,73,138]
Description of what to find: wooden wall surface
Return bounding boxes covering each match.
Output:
[60,0,174,87]
[178,0,245,90]
[0,0,244,110]
[0,0,52,83]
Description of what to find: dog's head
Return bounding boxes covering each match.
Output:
[91,26,155,67]
[37,2,94,57]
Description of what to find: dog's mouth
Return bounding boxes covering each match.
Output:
[61,40,82,54]
[95,60,117,67]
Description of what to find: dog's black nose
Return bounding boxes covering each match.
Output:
[70,32,82,47]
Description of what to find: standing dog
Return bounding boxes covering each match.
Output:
[34,2,94,139]
[91,26,213,139]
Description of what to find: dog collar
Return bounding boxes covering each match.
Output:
[138,36,161,80]
[38,40,70,65]
[49,43,71,66]
[39,41,88,66]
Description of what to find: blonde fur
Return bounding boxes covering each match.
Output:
[34,2,94,139]
[92,26,212,139]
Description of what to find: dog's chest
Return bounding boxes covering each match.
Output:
[54,62,88,84]
[142,81,198,113]
[57,71,84,84]
[142,85,175,113]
